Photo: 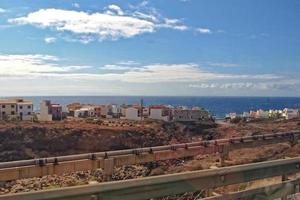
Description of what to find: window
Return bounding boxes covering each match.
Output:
[11,105,15,108]
[28,105,31,109]
[20,106,23,109]
[11,111,15,115]
[2,105,5,109]
[2,112,5,115]
[28,112,31,115]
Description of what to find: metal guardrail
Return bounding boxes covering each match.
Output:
[0,130,299,169]
[0,130,299,182]
[1,156,300,200]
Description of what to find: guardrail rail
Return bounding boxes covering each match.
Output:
[1,156,300,200]
[0,130,299,181]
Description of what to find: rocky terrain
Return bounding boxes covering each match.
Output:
[0,119,216,162]
[0,118,300,198]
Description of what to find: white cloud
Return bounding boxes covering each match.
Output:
[158,18,188,31]
[9,5,189,42]
[44,37,57,44]
[102,64,134,71]
[117,60,140,65]
[0,8,7,13]
[0,54,90,77]
[189,81,300,91]
[0,54,295,95]
[106,4,124,15]
[101,61,141,71]
[197,28,212,34]
[0,54,281,85]
[9,9,155,41]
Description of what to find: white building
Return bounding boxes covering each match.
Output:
[149,105,172,122]
[242,112,250,118]
[37,100,53,121]
[74,107,95,118]
[16,100,33,121]
[0,98,33,121]
[268,109,282,119]
[124,107,142,121]
[282,108,298,120]
[256,109,269,119]
[107,104,121,118]
[226,112,238,119]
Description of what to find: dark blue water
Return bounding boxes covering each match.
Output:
[19,96,300,118]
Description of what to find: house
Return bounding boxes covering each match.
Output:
[282,108,298,120]
[106,104,121,118]
[93,106,102,117]
[242,112,250,118]
[124,106,142,121]
[149,105,172,121]
[268,109,282,119]
[74,107,95,118]
[66,103,82,116]
[38,100,63,121]
[256,109,269,119]
[51,104,63,120]
[0,98,33,121]
[173,107,210,122]
[0,99,17,120]
[15,99,33,121]
[226,112,238,120]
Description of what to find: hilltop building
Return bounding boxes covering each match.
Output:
[173,107,210,122]
[149,105,173,121]
[124,106,142,121]
[0,98,33,121]
[38,100,63,121]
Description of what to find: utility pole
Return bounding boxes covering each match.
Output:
[140,98,144,121]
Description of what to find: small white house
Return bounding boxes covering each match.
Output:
[74,107,95,118]
[256,109,269,119]
[226,112,237,119]
[282,108,298,120]
[242,112,250,118]
[124,107,142,121]
[149,106,172,122]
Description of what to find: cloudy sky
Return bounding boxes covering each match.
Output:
[0,0,300,96]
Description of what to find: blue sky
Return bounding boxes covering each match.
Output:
[0,0,300,96]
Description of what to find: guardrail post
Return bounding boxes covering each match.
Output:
[219,144,230,167]
[289,134,298,146]
[281,174,289,200]
[104,158,114,181]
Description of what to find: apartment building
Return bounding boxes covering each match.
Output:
[38,100,63,121]
[0,98,33,121]
[16,99,33,121]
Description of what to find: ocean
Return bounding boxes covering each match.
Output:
[18,96,300,118]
